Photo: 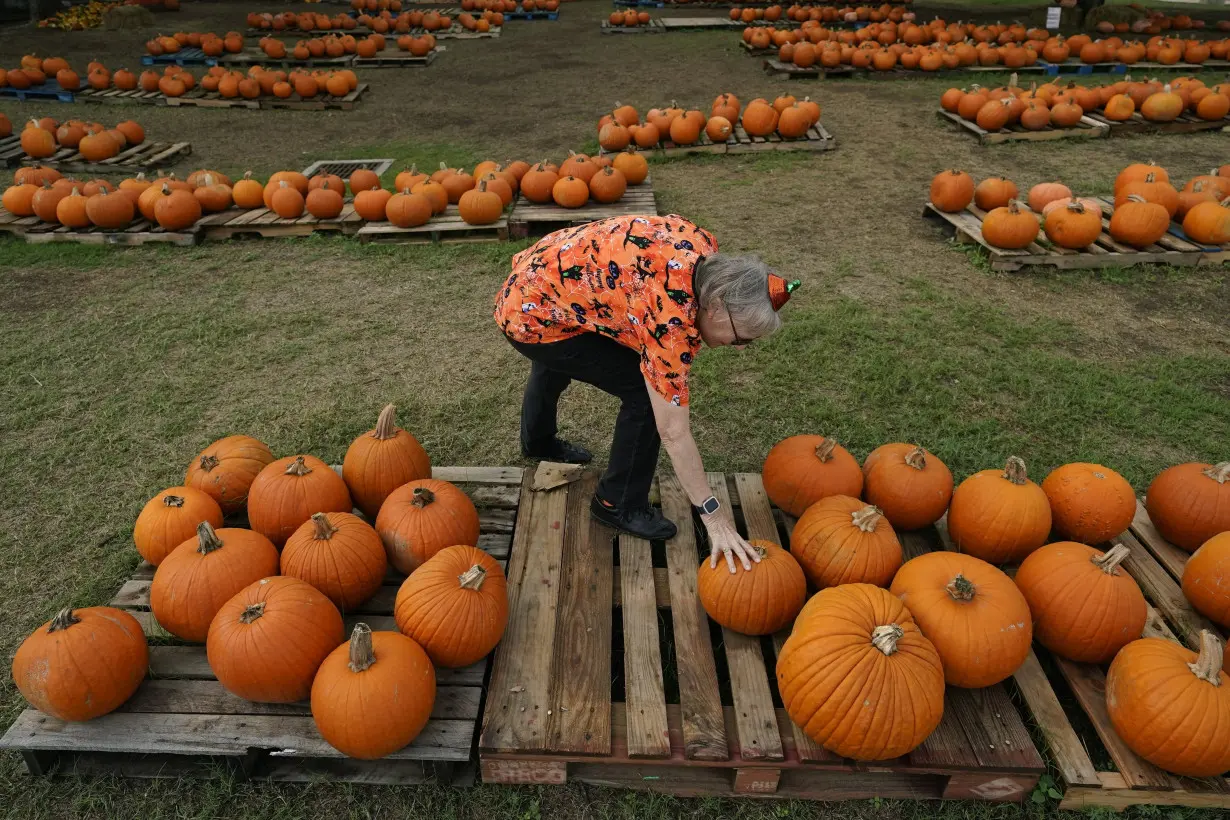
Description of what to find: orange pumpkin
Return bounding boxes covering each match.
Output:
[281,512,388,612]
[946,456,1051,563]
[247,455,353,547]
[762,435,863,518]
[184,434,274,514]
[862,444,953,530]
[697,540,805,635]
[1146,462,1230,552]
[1182,532,1230,630]
[790,496,902,589]
[341,404,431,519]
[1040,463,1135,545]
[133,486,224,566]
[374,478,480,574]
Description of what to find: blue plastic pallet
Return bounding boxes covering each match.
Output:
[613,0,664,6]
[502,10,558,19]
[141,48,217,67]
[0,81,75,103]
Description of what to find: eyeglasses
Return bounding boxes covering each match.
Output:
[728,312,754,347]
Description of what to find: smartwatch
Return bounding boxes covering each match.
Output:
[699,496,721,516]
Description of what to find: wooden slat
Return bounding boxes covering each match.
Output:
[432,466,524,485]
[1115,528,1221,651]
[1011,651,1101,788]
[619,533,670,758]
[711,475,783,763]
[1128,499,1189,583]
[659,475,728,761]
[545,474,614,755]
[611,566,670,608]
[944,685,1045,772]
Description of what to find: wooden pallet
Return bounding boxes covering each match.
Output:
[937,109,1108,145]
[352,47,441,67]
[197,203,364,240]
[356,204,509,244]
[600,19,665,33]
[164,84,368,110]
[0,134,24,167]
[659,17,739,30]
[301,158,395,178]
[75,88,165,106]
[506,182,657,239]
[1085,110,1230,137]
[20,142,192,175]
[217,49,353,67]
[0,465,524,785]
[1165,221,1230,266]
[923,200,1204,272]
[727,121,834,153]
[141,48,217,67]
[0,213,201,246]
[762,58,854,79]
[479,470,1045,801]
[1121,59,1230,72]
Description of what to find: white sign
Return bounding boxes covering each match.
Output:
[1046,7,1062,29]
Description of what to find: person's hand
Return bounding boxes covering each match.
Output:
[704,516,762,574]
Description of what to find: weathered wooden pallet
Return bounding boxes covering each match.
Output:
[1085,110,1230,137]
[936,109,1108,145]
[0,134,24,167]
[141,48,217,67]
[658,17,739,30]
[197,203,365,240]
[612,0,664,6]
[923,200,1203,272]
[162,84,369,111]
[600,19,665,34]
[217,48,354,67]
[20,142,193,175]
[738,40,775,56]
[762,58,854,79]
[301,158,395,178]
[352,47,441,67]
[246,26,373,36]
[431,25,501,39]
[1165,221,1230,266]
[506,182,657,239]
[356,204,509,244]
[1130,59,1230,71]
[0,211,201,246]
[0,465,524,785]
[727,121,835,153]
[0,81,76,103]
[479,470,1046,801]
[501,10,558,20]
[75,88,166,106]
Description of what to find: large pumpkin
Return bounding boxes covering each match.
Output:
[890,551,1032,688]
[762,435,863,518]
[394,544,508,667]
[374,479,480,574]
[1106,632,1230,777]
[861,443,953,530]
[133,485,224,566]
[184,434,275,514]
[1015,542,1146,663]
[150,522,280,642]
[342,404,431,519]
[1146,462,1230,552]
[247,455,353,547]
[12,607,147,721]
[1182,532,1230,630]
[776,584,945,760]
[311,624,436,759]
[207,576,344,703]
[697,540,805,635]
[1040,463,1135,545]
[946,456,1051,564]
[281,512,388,612]
[790,496,902,589]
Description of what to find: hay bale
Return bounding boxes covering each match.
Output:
[102,5,155,30]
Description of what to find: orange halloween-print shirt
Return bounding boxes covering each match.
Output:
[494,214,717,407]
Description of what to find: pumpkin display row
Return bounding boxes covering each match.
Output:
[930,163,1230,250]
[146,32,244,58]
[606,10,652,27]
[12,116,144,161]
[729,4,914,24]
[135,64,362,99]
[258,32,437,60]
[249,9,502,34]
[1104,10,1227,35]
[598,94,821,150]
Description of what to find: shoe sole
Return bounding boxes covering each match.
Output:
[589,505,677,540]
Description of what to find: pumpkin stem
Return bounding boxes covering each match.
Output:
[871,624,904,656]
[411,486,436,508]
[199,453,219,472]
[1091,544,1130,575]
[372,403,398,440]
[904,446,927,470]
[1006,198,1022,215]
[311,512,337,541]
[284,456,312,476]
[243,170,253,180]
[851,505,883,533]
[1202,462,1230,484]
[239,601,266,625]
[459,564,487,590]
[160,182,171,195]
[196,521,224,555]
[1002,456,1028,486]
[1143,172,1155,184]
[347,622,376,673]
[1188,630,1225,686]
[1126,194,1147,204]
[946,573,976,601]
[48,608,80,633]
[162,494,185,508]
[814,438,837,462]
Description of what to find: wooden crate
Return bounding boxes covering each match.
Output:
[479,470,1046,801]
[197,203,365,240]
[1084,110,1230,137]
[356,204,509,244]
[600,19,666,34]
[937,109,1108,145]
[21,141,193,175]
[0,466,524,784]
[352,47,442,68]
[506,182,657,239]
[923,200,1204,272]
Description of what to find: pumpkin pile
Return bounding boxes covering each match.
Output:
[247,11,362,32]
[36,0,122,30]
[146,32,245,57]
[11,404,509,760]
[597,94,821,150]
[11,115,144,161]
[607,10,652,27]
[520,152,646,210]
[1,56,126,92]
[120,65,361,99]
[730,4,912,24]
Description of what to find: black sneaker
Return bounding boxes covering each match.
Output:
[590,495,677,540]
[521,438,592,464]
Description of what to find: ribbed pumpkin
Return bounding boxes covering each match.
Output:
[890,551,1032,688]
[946,456,1051,564]
[1106,632,1230,777]
[1146,462,1230,552]
[311,624,436,759]
[133,486,224,566]
[1015,542,1146,663]
[281,512,388,611]
[184,434,274,514]
[697,540,805,635]
[974,177,1018,211]
[394,544,508,666]
[1182,533,1230,630]
[1110,194,1170,249]
[861,444,953,531]
[150,522,280,642]
[1044,200,1103,249]
[791,496,902,589]
[247,455,353,548]
[13,607,147,721]
[374,478,480,574]
[762,435,863,518]
[776,584,945,760]
[208,576,344,703]
[342,404,431,519]
[930,169,975,212]
[1183,199,1230,246]
[1040,462,1135,545]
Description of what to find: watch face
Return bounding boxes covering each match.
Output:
[702,496,720,515]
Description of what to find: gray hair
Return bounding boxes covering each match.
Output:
[694,253,782,339]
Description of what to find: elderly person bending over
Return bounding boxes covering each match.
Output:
[494,214,797,572]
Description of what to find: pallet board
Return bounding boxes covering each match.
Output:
[1036,59,1127,75]
[937,109,1108,145]
[75,88,165,106]
[197,203,365,240]
[0,208,196,246]
[507,182,657,239]
[352,47,441,67]
[762,58,854,79]
[659,17,739,30]
[301,158,395,178]
[0,466,524,785]
[923,200,1206,272]
[217,48,353,67]
[600,19,665,33]
[0,134,24,167]
[479,470,1045,800]
[356,204,509,244]
[1085,110,1230,137]
[163,84,369,110]
[501,10,558,20]
[19,142,192,175]
[600,124,834,157]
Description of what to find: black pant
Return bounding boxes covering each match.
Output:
[508,333,660,510]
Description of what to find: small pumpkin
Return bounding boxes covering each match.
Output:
[184,434,274,514]
[1141,84,1184,122]
[85,188,135,229]
[519,161,559,204]
[1183,198,1230,245]
[458,180,503,225]
[930,169,975,212]
[974,177,1018,211]
[374,478,480,574]
[611,150,648,186]
[56,188,90,228]
[386,189,433,227]
[1110,194,1170,249]
[133,486,224,566]
[282,512,388,612]
[697,540,805,635]
[588,166,626,204]
[947,456,1051,564]
[551,175,589,209]
[342,404,431,519]
[981,199,1039,249]
[861,443,953,530]
[1146,462,1230,552]
[790,496,901,589]
[355,187,393,221]
[762,435,863,518]
[1027,182,1071,213]
[1114,172,1179,217]
[305,179,344,219]
[1115,162,1169,195]
[1044,200,1102,249]
[1041,462,1135,544]
[1182,532,1230,630]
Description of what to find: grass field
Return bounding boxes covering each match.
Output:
[2,0,1229,817]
